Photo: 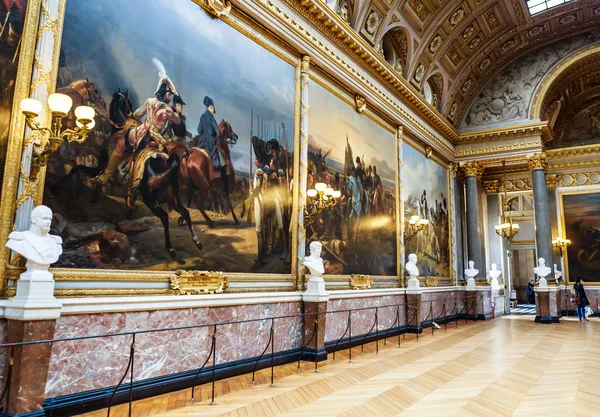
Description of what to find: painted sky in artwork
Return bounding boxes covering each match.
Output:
[308,82,396,189]
[59,0,295,174]
[402,144,447,204]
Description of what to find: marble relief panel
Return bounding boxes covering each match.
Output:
[45,302,302,398]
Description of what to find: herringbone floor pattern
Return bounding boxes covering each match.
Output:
[80,315,599,417]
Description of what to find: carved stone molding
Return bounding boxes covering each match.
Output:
[300,54,310,73]
[527,152,549,171]
[355,94,367,113]
[460,161,484,178]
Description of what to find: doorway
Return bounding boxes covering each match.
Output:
[508,249,536,314]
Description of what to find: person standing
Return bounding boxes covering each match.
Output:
[526,279,535,304]
[574,277,590,321]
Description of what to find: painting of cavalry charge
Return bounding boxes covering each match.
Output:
[402,145,449,277]
[307,82,397,276]
[0,0,27,194]
[42,0,295,273]
[563,192,600,283]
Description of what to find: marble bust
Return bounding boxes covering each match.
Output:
[304,241,324,279]
[406,253,420,289]
[6,205,62,280]
[488,263,501,289]
[554,264,562,284]
[465,260,479,287]
[533,257,551,288]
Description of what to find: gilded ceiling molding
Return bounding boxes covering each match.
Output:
[556,171,600,188]
[546,144,600,160]
[460,161,484,178]
[278,0,459,144]
[355,94,367,112]
[527,152,549,171]
[530,44,600,119]
[456,122,553,145]
[455,140,542,158]
[483,179,500,194]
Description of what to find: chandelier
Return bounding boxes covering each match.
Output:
[404,215,429,242]
[305,182,341,226]
[494,161,519,241]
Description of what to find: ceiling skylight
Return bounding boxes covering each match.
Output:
[527,0,575,15]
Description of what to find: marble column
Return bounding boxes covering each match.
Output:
[449,164,464,286]
[528,153,554,281]
[296,55,309,288]
[461,162,485,282]
[397,126,405,285]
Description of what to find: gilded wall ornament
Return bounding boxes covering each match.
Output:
[350,274,373,290]
[447,47,460,65]
[414,63,425,83]
[559,14,577,25]
[365,10,381,35]
[485,10,499,30]
[501,39,517,53]
[449,8,465,27]
[483,180,500,194]
[528,26,544,37]
[206,0,232,18]
[462,26,475,39]
[355,94,367,113]
[527,153,549,171]
[425,145,433,158]
[469,37,481,50]
[479,57,492,70]
[461,161,484,178]
[546,174,557,188]
[429,35,442,54]
[338,0,350,22]
[461,79,472,93]
[449,102,458,118]
[409,0,428,20]
[169,270,229,295]
[594,7,600,16]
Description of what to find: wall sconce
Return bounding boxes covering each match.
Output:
[20,93,95,179]
[494,160,519,241]
[552,237,571,256]
[305,182,340,226]
[404,215,429,242]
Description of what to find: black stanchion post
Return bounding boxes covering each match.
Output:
[375,307,379,355]
[397,305,401,348]
[270,318,275,387]
[211,324,217,405]
[0,346,14,416]
[314,320,319,373]
[349,311,352,363]
[129,333,136,417]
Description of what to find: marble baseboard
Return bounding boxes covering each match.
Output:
[45,302,302,398]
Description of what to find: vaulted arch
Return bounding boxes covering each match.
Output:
[379,26,409,78]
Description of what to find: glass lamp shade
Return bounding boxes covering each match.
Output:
[74,105,95,122]
[417,219,429,226]
[76,118,96,130]
[495,225,502,232]
[314,182,327,192]
[332,190,341,199]
[48,93,73,116]
[324,187,334,196]
[307,189,318,198]
[564,239,571,245]
[409,215,420,225]
[20,98,43,116]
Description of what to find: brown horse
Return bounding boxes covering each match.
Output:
[56,78,107,126]
[168,120,245,228]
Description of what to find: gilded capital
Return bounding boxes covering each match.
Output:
[527,152,548,171]
[460,161,484,178]
[355,94,367,113]
[546,174,557,189]
[483,179,499,194]
[301,55,310,74]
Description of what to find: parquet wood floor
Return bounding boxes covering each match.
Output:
[78,316,599,417]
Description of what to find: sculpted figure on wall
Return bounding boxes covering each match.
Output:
[463,34,594,127]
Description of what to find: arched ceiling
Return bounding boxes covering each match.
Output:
[347,0,600,126]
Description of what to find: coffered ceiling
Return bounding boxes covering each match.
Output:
[344,0,600,126]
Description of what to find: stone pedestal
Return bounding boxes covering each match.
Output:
[535,286,560,323]
[405,290,423,333]
[465,287,493,320]
[6,319,57,414]
[302,277,329,362]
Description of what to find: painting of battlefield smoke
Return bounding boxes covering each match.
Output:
[563,192,600,282]
[0,0,27,194]
[42,0,295,273]
[403,145,449,277]
[307,82,397,276]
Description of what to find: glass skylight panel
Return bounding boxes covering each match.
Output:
[526,0,575,15]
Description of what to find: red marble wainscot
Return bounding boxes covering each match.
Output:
[0,319,6,394]
[420,290,460,322]
[324,295,405,343]
[45,302,302,398]
[7,319,57,414]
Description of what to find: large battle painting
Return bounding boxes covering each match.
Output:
[307,82,397,276]
[43,0,296,273]
[563,192,600,282]
[403,145,449,277]
[0,0,27,193]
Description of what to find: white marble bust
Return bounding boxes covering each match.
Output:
[465,260,479,287]
[554,264,562,284]
[488,263,501,289]
[6,205,62,280]
[533,257,551,289]
[304,241,324,279]
[406,253,420,289]
[406,253,419,278]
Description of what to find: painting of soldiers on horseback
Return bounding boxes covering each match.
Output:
[307,82,397,276]
[42,0,295,273]
[403,144,450,277]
